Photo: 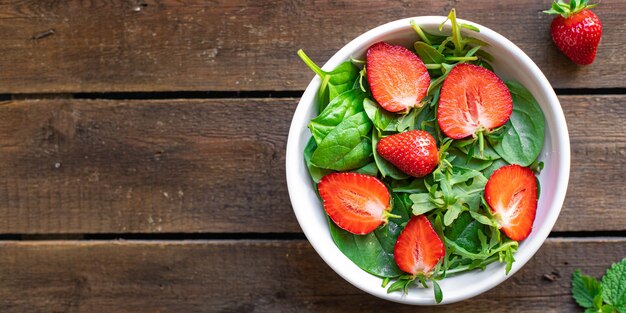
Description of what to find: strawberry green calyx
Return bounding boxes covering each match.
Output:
[382,210,402,221]
[543,0,598,19]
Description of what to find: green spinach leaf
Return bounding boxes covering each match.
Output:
[481,158,509,179]
[393,178,427,193]
[311,112,373,171]
[328,194,411,278]
[448,148,493,171]
[354,162,379,177]
[455,139,502,161]
[304,137,332,182]
[414,41,446,64]
[309,89,367,144]
[445,211,484,254]
[490,81,545,166]
[363,97,400,132]
[297,50,360,111]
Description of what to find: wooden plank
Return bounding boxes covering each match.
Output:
[0,238,624,312]
[0,0,625,93]
[559,95,626,231]
[0,98,295,233]
[0,95,623,234]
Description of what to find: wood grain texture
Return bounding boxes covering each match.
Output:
[0,95,623,234]
[0,0,625,93]
[0,98,295,233]
[0,238,624,312]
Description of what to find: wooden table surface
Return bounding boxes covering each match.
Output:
[0,1,624,312]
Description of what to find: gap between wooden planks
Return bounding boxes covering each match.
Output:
[0,238,624,312]
[0,95,623,234]
[0,0,625,93]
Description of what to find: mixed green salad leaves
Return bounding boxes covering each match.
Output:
[298,9,545,303]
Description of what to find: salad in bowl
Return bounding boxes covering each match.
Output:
[286,9,570,305]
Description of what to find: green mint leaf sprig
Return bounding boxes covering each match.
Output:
[572,269,602,309]
[602,259,626,312]
[572,258,626,313]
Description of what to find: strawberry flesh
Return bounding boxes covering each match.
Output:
[485,164,538,241]
[366,42,430,113]
[394,215,445,276]
[376,130,439,177]
[317,172,391,235]
[550,9,602,65]
[437,64,513,139]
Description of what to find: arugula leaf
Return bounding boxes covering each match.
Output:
[432,280,443,304]
[297,50,359,111]
[311,112,373,171]
[490,81,545,166]
[501,243,516,274]
[309,89,366,144]
[452,171,487,213]
[410,19,447,46]
[396,106,422,132]
[469,211,498,228]
[601,258,626,310]
[572,269,603,309]
[387,276,414,294]
[409,168,487,228]
[410,193,437,215]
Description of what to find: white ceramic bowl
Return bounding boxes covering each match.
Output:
[286,16,570,305]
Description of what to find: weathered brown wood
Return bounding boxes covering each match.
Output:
[0,238,624,312]
[0,98,296,233]
[0,0,624,93]
[559,95,626,232]
[0,95,623,234]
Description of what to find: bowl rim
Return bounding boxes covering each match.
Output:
[286,15,570,305]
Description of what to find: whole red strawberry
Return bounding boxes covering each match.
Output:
[544,0,602,65]
[376,130,438,178]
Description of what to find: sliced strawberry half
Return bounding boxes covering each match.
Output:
[317,172,391,235]
[366,42,430,113]
[485,164,538,241]
[377,130,439,178]
[437,63,513,139]
[394,215,445,276]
